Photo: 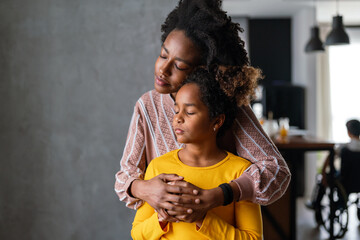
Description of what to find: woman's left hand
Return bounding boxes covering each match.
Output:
[165,181,223,223]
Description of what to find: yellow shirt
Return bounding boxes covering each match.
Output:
[131,149,263,240]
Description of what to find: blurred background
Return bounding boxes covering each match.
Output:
[1,0,359,239]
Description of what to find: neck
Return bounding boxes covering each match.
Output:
[349,133,360,140]
[170,92,177,100]
[178,141,227,167]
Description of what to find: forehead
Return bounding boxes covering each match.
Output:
[176,83,202,103]
[163,30,201,63]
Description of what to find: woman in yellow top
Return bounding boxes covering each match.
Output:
[131,67,263,240]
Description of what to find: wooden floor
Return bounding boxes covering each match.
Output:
[297,196,360,240]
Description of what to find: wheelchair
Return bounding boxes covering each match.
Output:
[308,147,360,238]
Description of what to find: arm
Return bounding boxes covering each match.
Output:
[131,163,169,240]
[168,105,290,220]
[321,145,342,186]
[114,101,146,209]
[197,201,262,240]
[131,210,169,240]
[232,105,291,205]
[114,100,189,211]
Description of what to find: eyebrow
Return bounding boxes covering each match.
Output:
[174,102,197,107]
[162,44,194,66]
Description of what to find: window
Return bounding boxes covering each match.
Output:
[329,34,360,142]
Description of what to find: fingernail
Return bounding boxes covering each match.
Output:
[193,190,198,195]
[187,209,193,214]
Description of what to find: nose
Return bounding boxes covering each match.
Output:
[159,60,171,77]
[174,112,184,124]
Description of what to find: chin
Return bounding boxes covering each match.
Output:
[175,136,185,143]
[154,84,171,94]
[177,138,190,144]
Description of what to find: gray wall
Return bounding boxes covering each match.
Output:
[0,0,176,239]
[292,7,318,198]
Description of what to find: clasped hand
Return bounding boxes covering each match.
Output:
[143,174,217,223]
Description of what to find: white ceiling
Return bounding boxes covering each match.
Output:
[223,0,360,25]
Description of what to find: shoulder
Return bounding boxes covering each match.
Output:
[146,150,180,178]
[226,152,252,171]
[344,139,360,152]
[137,89,158,105]
[149,150,179,168]
[337,143,348,153]
[232,105,257,129]
[136,90,173,111]
[133,90,160,113]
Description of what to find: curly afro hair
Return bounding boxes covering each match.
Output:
[161,0,249,68]
[214,65,262,107]
[183,68,236,137]
[183,65,261,136]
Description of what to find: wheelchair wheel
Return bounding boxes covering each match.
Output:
[314,180,348,238]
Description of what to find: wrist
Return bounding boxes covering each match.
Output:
[130,179,145,199]
[209,187,224,208]
[218,183,234,206]
[229,182,240,202]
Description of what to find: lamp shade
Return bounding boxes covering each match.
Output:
[305,26,324,52]
[325,15,350,45]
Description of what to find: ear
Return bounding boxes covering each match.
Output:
[213,114,225,132]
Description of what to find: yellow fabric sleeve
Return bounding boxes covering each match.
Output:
[131,163,169,240]
[131,150,263,240]
[198,201,262,240]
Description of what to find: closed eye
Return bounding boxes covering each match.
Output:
[175,64,188,71]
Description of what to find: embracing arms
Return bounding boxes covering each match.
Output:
[131,161,262,240]
[230,105,291,205]
[114,95,198,215]
[115,94,290,218]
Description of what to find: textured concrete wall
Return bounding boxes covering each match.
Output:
[0,0,175,239]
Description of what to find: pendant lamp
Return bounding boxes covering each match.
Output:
[304,0,324,53]
[325,15,350,45]
[305,26,325,52]
[304,0,350,53]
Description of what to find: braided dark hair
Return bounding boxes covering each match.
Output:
[161,0,249,68]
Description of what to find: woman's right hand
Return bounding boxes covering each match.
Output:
[131,174,198,222]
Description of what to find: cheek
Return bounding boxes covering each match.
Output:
[154,57,161,73]
[172,69,194,90]
[191,118,212,132]
[173,72,187,85]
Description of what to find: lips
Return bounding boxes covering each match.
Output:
[174,128,184,134]
[155,75,169,86]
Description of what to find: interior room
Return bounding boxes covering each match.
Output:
[1,0,360,239]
